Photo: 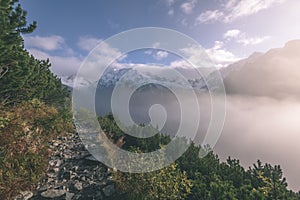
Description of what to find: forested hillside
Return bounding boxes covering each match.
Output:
[99,114,300,200]
[0,0,73,199]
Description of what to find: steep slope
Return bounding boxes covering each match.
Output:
[224,40,300,99]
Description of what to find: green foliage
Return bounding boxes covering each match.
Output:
[0,1,73,198]
[99,115,300,200]
[113,158,193,200]
[0,0,67,107]
[98,113,171,152]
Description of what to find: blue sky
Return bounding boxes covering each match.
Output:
[21,0,300,76]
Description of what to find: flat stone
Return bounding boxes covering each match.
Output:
[41,189,66,198]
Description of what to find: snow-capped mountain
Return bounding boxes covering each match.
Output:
[61,74,94,88]
[61,67,215,90]
[61,40,300,95]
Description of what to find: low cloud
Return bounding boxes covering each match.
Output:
[215,41,300,190]
[195,41,300,190]
[205,41,241,67]
[24,35,65,51]
[213,95,300,191]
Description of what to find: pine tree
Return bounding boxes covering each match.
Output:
[0,0,67,106]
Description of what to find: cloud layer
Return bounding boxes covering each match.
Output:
[200,40,300,190]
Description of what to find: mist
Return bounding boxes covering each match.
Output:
[94,40,300,190]
[95,87,300,190]
[214,95,300,191]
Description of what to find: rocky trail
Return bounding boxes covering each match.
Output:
[14,132,117,200]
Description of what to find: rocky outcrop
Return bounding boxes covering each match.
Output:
[15,132,117,200]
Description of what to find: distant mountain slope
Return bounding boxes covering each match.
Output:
[61,40,300,97]
[224,40,300,99]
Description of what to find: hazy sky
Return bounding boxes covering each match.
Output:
[21,0,300,75]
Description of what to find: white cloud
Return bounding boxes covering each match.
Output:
[205,41,241,67]
[112,62,165,69]
[181,0,197,14]
[223,29,241,38]
[77,36,102,52]
[196,10,224,24]
[155,51,169,60]
[144,50,169,60]
[224,0,286,22]
[24,35,65,51]
[237,36,271,45]
[25,35,129,79]
[224,29,271,46]
[197,0,286,24]
[169,44,221,68]
[109,42,240,69]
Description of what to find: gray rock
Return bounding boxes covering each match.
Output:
[27,132,115,199]
[47,172,56,178]
[85,155,98,162]
[13,191,33,200]
[65,192,74,200]
[53,167,60,173]
[53,142,59,147]
[41,189,66,198]
[55,159,63,167]
[74,182,83,191]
